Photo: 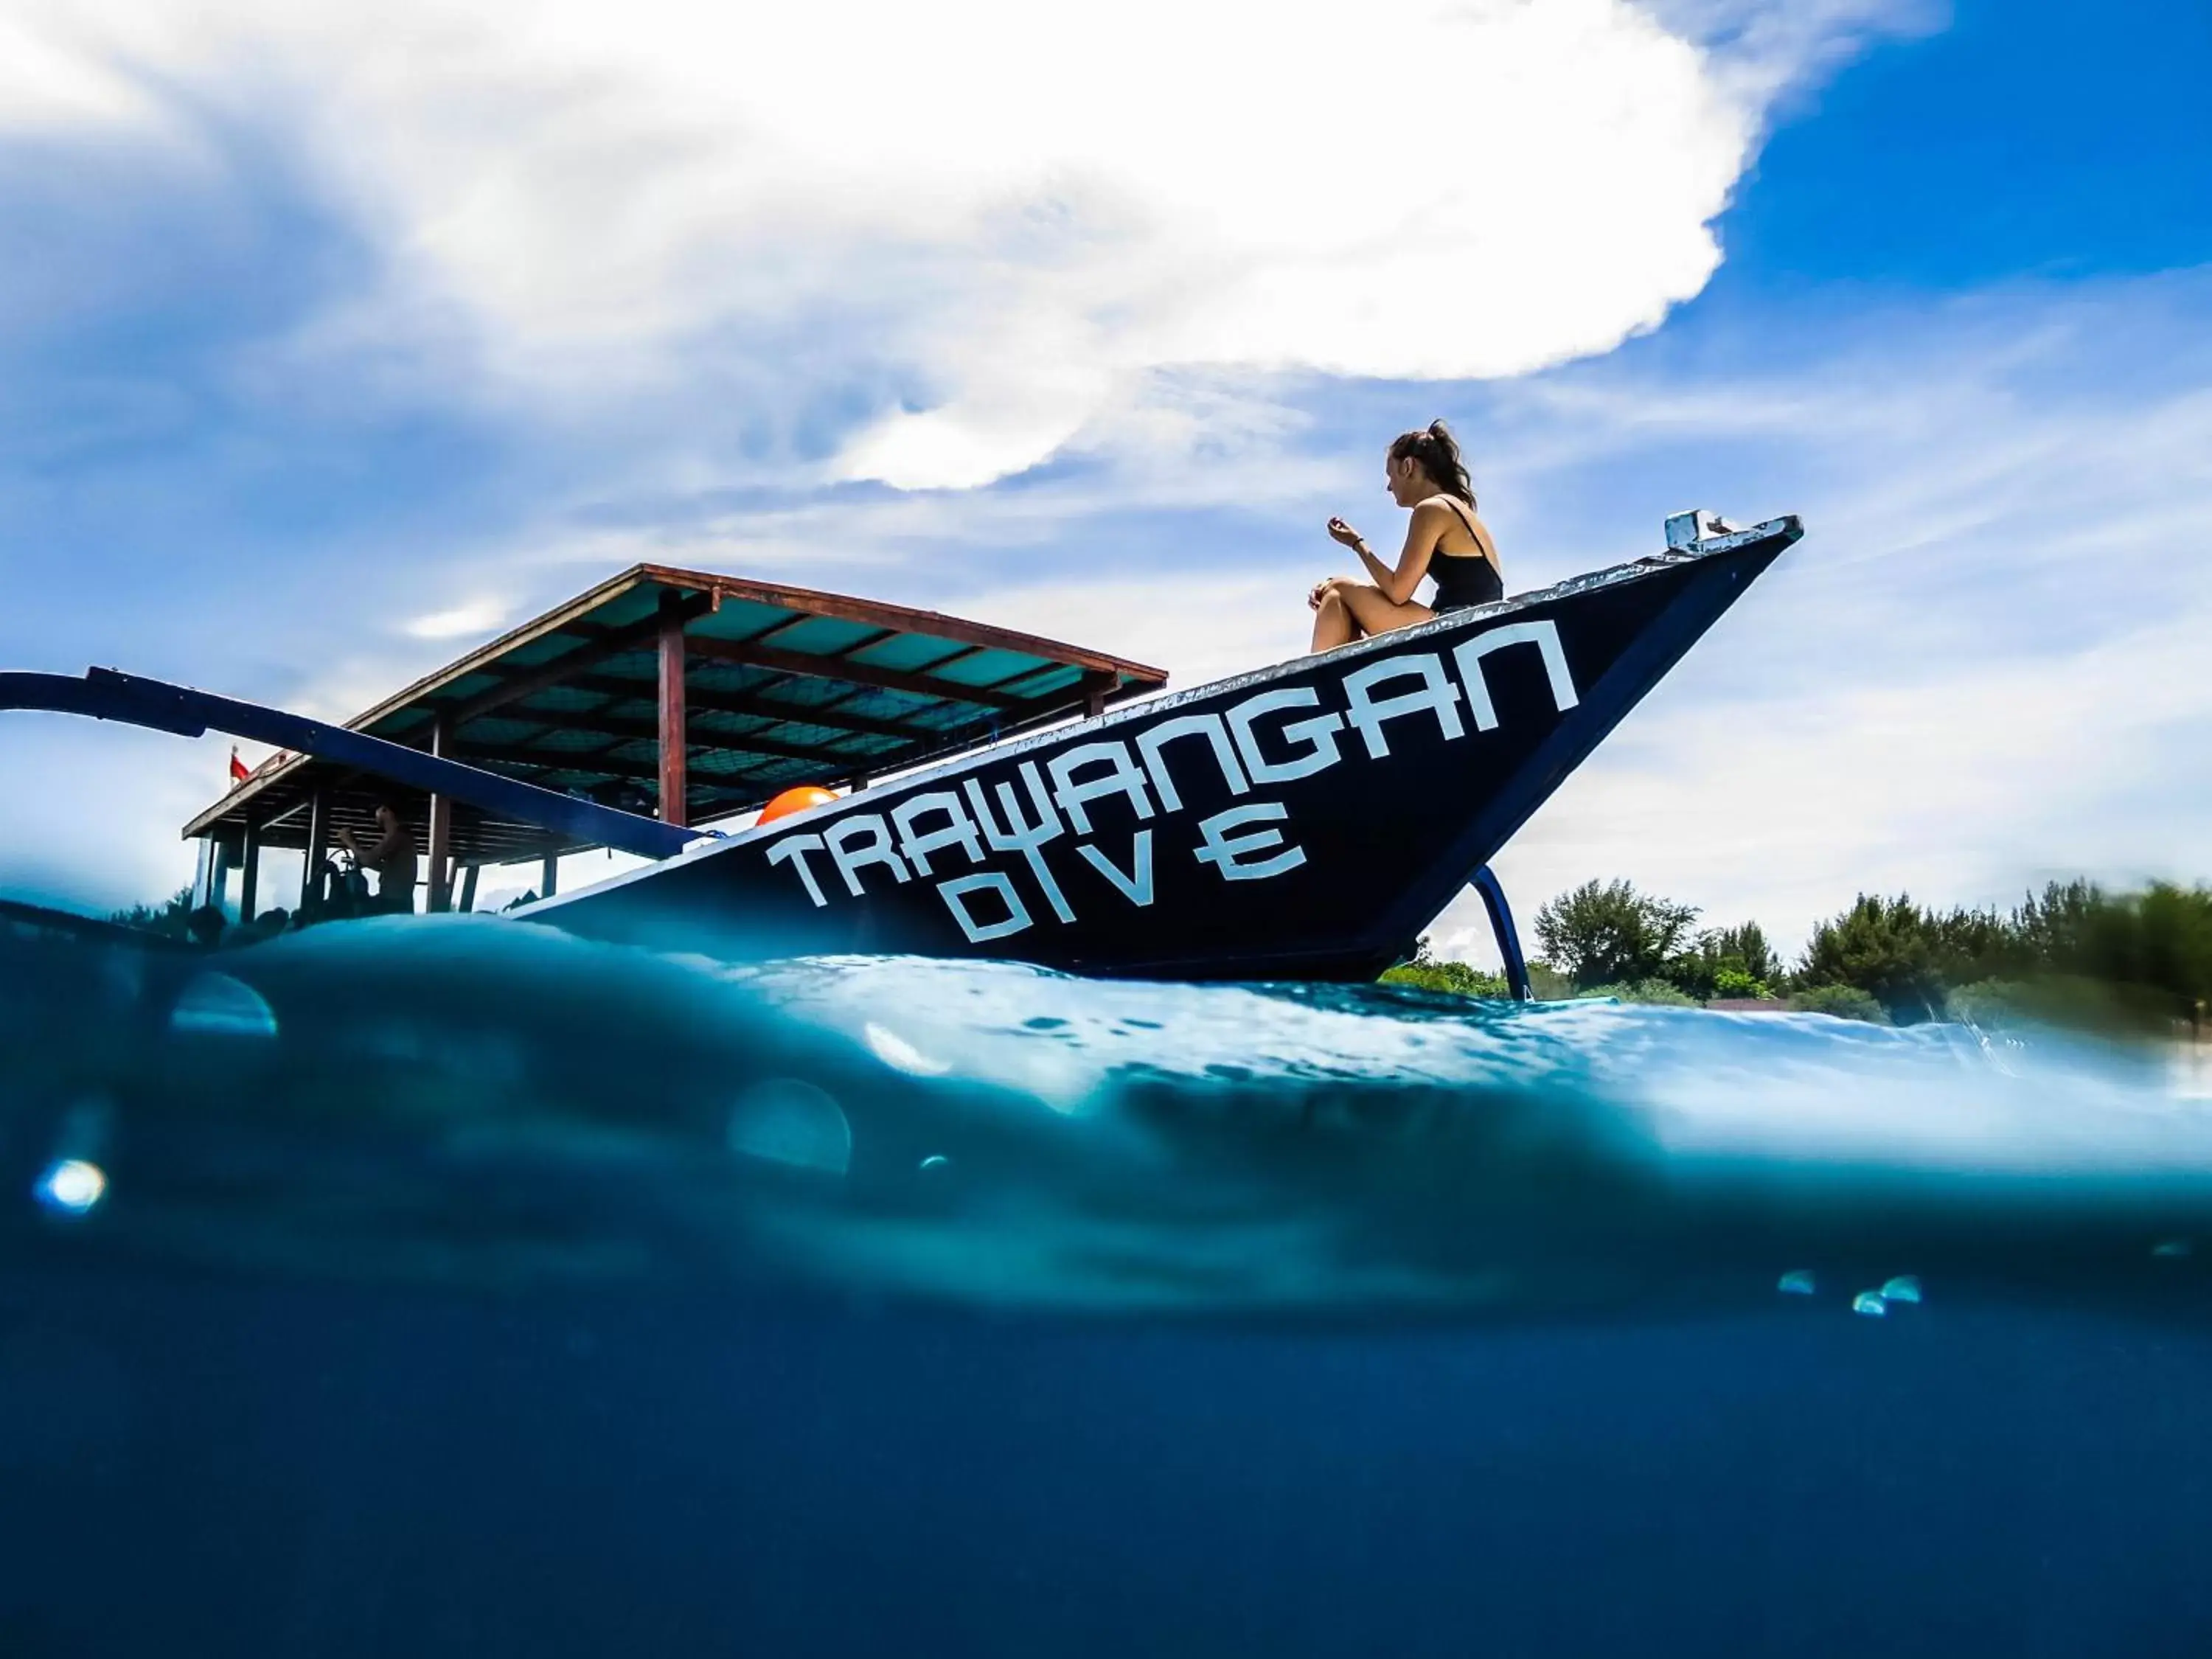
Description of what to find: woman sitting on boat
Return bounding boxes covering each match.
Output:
[1309,420,1502,652]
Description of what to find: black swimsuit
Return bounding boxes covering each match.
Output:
[1429,497,1503,613]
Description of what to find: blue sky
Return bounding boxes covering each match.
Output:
[0,0,2207,958]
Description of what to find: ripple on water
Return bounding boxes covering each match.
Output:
[2,920,2208,1320]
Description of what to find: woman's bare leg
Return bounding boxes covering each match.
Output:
[1336,582,1435,640]
[1310,588,1357,651]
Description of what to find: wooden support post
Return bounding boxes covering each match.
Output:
[540,852,559,900]
[427,715,454,913]
[458,865,479,913]
[300,789,330,911]
[209,838,234,921]
[658,602,689,828]
[238,820,262,923]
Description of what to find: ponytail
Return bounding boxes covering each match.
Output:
[1388,419,1475,508]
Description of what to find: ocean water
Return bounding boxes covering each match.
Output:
[4,912,2212,1655]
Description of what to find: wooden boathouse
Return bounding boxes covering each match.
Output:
[181,566,1166,921]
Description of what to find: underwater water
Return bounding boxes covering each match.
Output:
[4,911,2212,1655]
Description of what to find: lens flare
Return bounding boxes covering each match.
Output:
[34,1158,108,1217]
[726,1079,852,1175]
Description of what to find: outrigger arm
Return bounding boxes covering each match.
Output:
[0,667,692,860]
[1467,866,1532,1002]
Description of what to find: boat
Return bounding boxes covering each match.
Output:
[2,510,1801,985]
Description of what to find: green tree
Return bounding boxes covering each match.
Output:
[2132,883,2212,1013]
[1787,984,1890,1024]
[2010,879,2102,967]
[1381,936,1508,999]
[1708,922,1781,986]
[111,885,195,941]
[1534,879,1699,990]
[1711,965,1767,1000]
[1924,904,2025,986]
[1662,921,1781,1000]
[1525,961,1574,1000]
[1474,873,2212,1032]
[1797,894,1946,1023]
[1798,894,2027,1023]
[1580,978,1700,1007]
[2011,880,2212,1024]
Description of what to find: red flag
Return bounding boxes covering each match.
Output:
[229,746,251,786]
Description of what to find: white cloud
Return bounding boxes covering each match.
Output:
[403,596,512,641]
[0,14,150,126]
[1646,0,1947,108]
[0,0,1917,487]
[955,572,1307,689]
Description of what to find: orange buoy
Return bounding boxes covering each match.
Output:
[758,785,839,825]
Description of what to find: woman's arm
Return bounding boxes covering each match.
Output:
[1332,504,1450,604]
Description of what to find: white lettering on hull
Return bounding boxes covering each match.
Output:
[1048,741,1155,835]
[1077,831,1155,907]
[1340,655,1464,758]
[1227,686,1345,785]
[892,790,983,875]
[1193,803,1306,882]
[1454,620,1579,731]
[763,615,1582,934]
[766,833,831,906]
[827,815,911,897]
[938,871,1033,943]
[964,765,1075,923]
[1136,713,1251,812]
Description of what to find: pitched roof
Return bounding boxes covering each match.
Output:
[182,563,1167,865]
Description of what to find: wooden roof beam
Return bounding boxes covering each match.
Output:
[453,740,802,790]
[683,634,1033,712]
[490,706,900,769]
[452,742,676,785]
[552,672,969,748]
[636,564,1166,681]
[442,591,714,728]
[670,624,941,735]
